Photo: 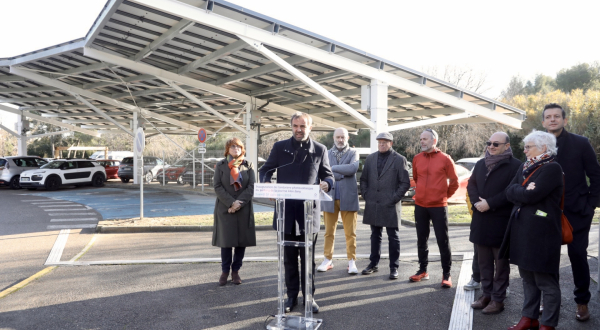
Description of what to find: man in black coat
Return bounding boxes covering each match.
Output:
[259,112,334,314]
[542,103,600,322]
[467,132,521,315]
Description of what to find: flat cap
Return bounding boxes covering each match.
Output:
[376,132,393,141]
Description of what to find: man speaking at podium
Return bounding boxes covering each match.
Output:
[259,112,334,314]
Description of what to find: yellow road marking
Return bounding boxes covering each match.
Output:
[0,266,56,299]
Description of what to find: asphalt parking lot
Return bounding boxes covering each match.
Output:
[1,185,599,329]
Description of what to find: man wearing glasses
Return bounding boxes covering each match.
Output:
[467,132,521,315]
[409,128,458,288]
[542,103,600,322]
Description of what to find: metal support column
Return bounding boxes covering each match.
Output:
[361,80,389,152]
[132,112,139,184]
[245,102,259,178]
[16,114,28,156]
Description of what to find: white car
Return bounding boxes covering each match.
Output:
[19,159,107,191]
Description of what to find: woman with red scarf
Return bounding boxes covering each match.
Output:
[212,137,256,286]
[501,130,564,330]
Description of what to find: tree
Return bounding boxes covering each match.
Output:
[556,62,600,93]
[502,76,526,100]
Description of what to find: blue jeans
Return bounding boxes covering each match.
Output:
[221,247,246,273]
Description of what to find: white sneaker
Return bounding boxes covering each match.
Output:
[463,277,480,291]
[348,259,358,274]
[317,258,333,272]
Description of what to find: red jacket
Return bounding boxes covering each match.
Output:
[412,148,459,207]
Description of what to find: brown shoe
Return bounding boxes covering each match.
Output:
[471,295,491,309]
[507,316,539,330]
[232,271,242,285]
[219,272,229,286]
[482,300,505,315]
[539,326,555,330]
[576,304,590,322]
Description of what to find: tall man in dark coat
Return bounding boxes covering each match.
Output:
[467,132,521,315]
[359,132,411,279]
[259,112,334,314]
[542,103,600,322]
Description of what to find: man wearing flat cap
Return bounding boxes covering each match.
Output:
[359,132,410,279]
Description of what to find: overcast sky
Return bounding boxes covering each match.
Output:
[2,0,599,125]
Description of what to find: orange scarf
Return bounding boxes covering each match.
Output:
[228,155,244,191]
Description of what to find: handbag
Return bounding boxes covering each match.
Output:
[522,167,573,245]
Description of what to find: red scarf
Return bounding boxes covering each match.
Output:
[228,155,244,191]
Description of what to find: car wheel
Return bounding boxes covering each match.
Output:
[176,175,184,185]
[45,176,61,191]
[145,172,153,183]
[121,178,130,183]
[92,173,105,187]
[27,188,37,191]
[9,176,21,190]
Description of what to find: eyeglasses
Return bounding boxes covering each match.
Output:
[523,145,537,151]
[486,141,508,147]
[229,145,242,149]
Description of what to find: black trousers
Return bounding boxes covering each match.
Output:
[369,225,400,270]
[221,247,246,273]
[472,244,480,282]
[414,205,452,274]
[565,209,593,304]
[284,233,318,300]
[477,244,510,302]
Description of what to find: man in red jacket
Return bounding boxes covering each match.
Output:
[409,128,459,288]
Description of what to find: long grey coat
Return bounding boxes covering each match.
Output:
[321,147,360,212]
[212,159,256,248]
[360,150,411,227]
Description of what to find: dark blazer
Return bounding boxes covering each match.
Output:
[360,150,410,228]
[259,137,334,235]
[555,129,600,227]
[468,156,521,247]
[212,159,256,248]
[500,162,563,274]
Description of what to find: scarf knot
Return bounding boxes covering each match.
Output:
[484,147,513,175]
[331,144,349,163]
[228,155,245,191]
[522,152,554,179]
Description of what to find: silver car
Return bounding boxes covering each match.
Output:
[0,156,49,189]
[117,156,168,183]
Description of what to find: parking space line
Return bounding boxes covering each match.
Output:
[20,199,59,202]
[43,208,88,211]
[50,218,98,222]
[48,213,98,216]
[39,205,80,208]
[31,202,77,205]
[45,229,70,264]
[448,252,474,330]
[47,224,97,230]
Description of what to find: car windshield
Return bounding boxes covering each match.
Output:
[41,161,64,169]
[172,160,190,167]
[121,158,134,164]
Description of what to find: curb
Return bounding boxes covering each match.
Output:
[97,223,345,234]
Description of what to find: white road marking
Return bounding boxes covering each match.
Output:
[47,224,97,230]
[31,201,76,205]
[39,204,80,208]
[50,218,98,222]
[49,212,98,216]
[448,252,474,330]
[45,229,70,264]
[43,208,88,211]
[21,199,59,202]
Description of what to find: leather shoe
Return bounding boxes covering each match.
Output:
[362,264,379,275]
[471,295,491,309]
[507,316,539,330]
[389,268,399,279]
[539,326,555,330]
[285,297,298,313]
[218,272,229,286]
[576,304,590,322]
[304,300,319,313]
[482,301,504,315]
[231,271,242,285]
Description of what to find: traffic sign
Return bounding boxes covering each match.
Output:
[198,147,207,153]
[135,127,145,153]
[198,128,207,143]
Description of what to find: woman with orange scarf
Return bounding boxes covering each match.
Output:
[212,137,256,286]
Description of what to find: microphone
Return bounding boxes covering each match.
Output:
[261,150,298,183]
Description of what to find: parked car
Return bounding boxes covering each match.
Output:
[0,156,48,189]
[156,160,191,185]
[117,156,168,183]
[19,159,106,191]
[89,151,133,161]
[95,159,121,180]
[455,157,482,172]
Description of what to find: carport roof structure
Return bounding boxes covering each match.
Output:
[0,0,525,138]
